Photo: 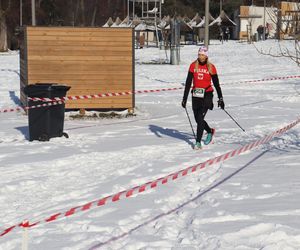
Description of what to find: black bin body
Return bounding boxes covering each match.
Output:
[24,84,71,141]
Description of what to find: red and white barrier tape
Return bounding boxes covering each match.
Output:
[28,75,300,103]
[225,75,300,85]
[1,116,299,238]
[0,88,182,114]
[0,101,64,114]
[27,87,184,102]
[1,75,299,114]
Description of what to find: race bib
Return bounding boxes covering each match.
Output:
[192,88,205,98]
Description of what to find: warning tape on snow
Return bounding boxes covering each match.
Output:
[0,87,182,114]
[1,116,299,238]
[224,75,300,85]
[0,101,64,113]
[27,75,300,103]
[0,74,299,114]
[28,87,183,102]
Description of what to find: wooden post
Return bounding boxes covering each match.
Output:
[79,108,85,116]
[128,108,134,114]
[22,221,29,250]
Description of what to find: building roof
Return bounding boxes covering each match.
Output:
[209,10,236,26]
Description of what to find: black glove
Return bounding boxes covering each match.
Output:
[218,97,225,109]
[181,99,187,108]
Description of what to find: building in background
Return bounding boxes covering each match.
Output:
[239,1,299,41]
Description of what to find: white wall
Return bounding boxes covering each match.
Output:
[240,6,278,38]
[249,6,277,38]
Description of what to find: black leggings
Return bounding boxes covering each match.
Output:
[192,92,213,142]
[193,108,210,142]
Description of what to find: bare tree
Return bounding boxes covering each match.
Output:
[80,0,85,26]
[254,1,300,66]
[0,0,11,52]
[91,0,99,26]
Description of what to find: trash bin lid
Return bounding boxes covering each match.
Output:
[51,85,71,91]
[24,84,53,96]
[24,83,71,97]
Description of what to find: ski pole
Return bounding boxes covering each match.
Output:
[223,109,246,132]
[184,107,197,140]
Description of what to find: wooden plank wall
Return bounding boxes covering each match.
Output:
[281,2,294,16]
[20,26,134,109]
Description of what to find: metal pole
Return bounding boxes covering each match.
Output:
[170,17,179,65]
[204,0,209,47]
[263,0,266,40]
[220,0,222,15]
[20,0,22,26]
[223,109,246,132]
[31,0,36,26]
[160,0,162,20]
[133,0,135,20]
[184,107,196,141]
[127,0,129,19]
[147,0,149,18]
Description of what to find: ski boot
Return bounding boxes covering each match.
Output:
[194,141,202,150]
[204,128,215,145]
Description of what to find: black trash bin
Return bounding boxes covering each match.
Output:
[24,83,71,141]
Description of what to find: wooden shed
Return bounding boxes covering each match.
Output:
[20,26,135,110]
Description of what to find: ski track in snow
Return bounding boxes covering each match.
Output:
[0,40,300,249]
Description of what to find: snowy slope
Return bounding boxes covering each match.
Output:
[0,40,300,250]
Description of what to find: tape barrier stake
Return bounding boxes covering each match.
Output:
[21,221,29,250]
[0,117,299,238]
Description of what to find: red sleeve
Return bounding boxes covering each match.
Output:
[189,63,195,73]
[210,64,217,75]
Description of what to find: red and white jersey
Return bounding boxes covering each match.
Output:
[189,61,217,92]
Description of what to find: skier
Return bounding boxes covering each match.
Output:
[181,46,225,150]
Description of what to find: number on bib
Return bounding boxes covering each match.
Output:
[193,88,205,98]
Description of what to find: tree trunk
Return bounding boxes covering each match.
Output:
[80,0,85,26]
[91,0,99,26]
[0,15,8,52]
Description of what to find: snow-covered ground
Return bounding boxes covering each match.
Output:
[0,40,300,250]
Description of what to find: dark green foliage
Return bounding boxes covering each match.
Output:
[0,0,297,50]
